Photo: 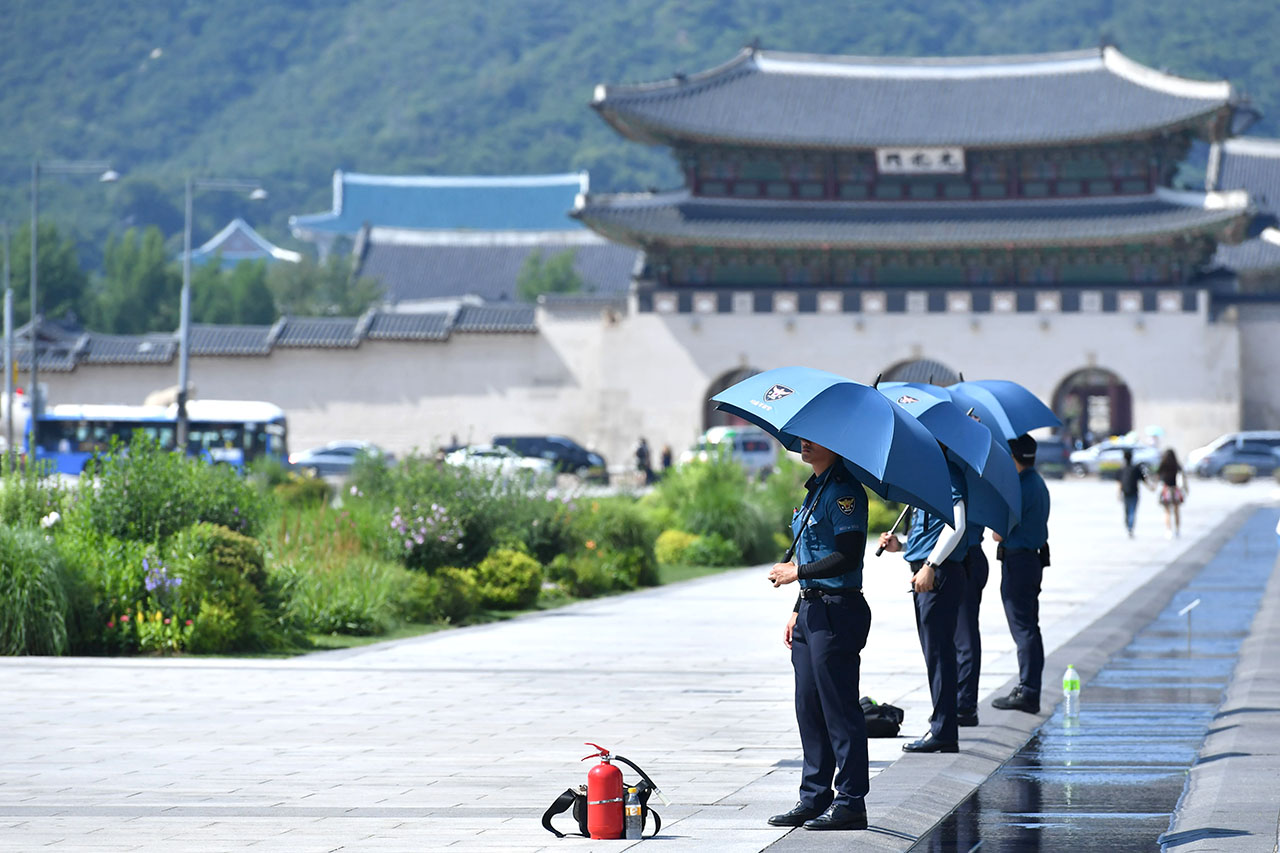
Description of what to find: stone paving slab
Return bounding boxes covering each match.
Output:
[0,479,1276,852]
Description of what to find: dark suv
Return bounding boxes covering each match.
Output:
[492,435,608,483]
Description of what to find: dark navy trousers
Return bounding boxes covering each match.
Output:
[956,545,989,716]
[912,560,963,742]
[1000,550,1045,698]
[791,591,872,809]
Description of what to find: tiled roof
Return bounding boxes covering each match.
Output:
[188,218,302,268]
[365,311,452,341]
[291,172,590,236]
[355,230,638,303]
[454,303,537,333]
[593,46,1233,149]
[81,333,177,364]
[1212,229,1280,273]
[574,188,1250,250]
[273,316,363,348]
[190,324,275,356]
[1218,137,1280,214]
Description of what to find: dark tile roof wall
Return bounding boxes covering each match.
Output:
[358,241,638,304]
[1219,139,1280,215]
[81,334,177,364]
[575,191,1248,249]
[273,316,363,348]
[190,324,275,356]
[1213,235,1280,272]
[366,311,452,341]
[454,303,537,333]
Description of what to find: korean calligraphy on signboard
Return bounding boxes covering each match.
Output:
[875,147,965,175]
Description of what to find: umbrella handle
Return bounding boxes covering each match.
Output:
[874,505,911,556]
[779,467,833,567]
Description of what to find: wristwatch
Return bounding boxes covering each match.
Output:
[923,560,938,570]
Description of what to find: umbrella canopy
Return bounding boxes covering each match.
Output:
[879,381,1021,537]
[711,366,955,523]
[948,380,1062,441]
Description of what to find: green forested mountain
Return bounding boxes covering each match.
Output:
[2,0,1278,261]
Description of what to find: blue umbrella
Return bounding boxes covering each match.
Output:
[711,366,955,524]
[879,381,1021,537]
[948,380,1062,441]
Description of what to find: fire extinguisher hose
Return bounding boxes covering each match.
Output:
[612,754,671,806]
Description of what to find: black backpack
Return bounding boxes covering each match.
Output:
[861,696,905,737]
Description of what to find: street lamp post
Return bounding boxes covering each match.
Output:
[177,177,266,449]
[28,159,117,449]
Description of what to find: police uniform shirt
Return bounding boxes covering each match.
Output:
[793,466,868,591]
[902,461,967,563]
[1002,467,1050,551]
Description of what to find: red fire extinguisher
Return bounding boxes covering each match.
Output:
[582,742,624,839]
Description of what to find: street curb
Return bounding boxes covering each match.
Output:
[767,505,1257,852]
[1162,512,1280,853]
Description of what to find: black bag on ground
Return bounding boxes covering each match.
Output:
[860,696,905,737]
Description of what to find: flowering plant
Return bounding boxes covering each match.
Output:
[389,503,464,571]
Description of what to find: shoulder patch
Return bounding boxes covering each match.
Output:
[836,495,857,516]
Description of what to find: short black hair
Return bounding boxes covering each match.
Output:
[1008,434,1037,465]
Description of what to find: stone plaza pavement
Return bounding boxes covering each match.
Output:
[1,478,1278,852]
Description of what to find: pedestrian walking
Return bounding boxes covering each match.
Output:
[766,439,872,832]
[635,437,654,485]
[990,434,1051,715]
[955,523,988,727]
[660,444,673,472]
[1118,449,1151,537]
[1156,449,1188,538]
[879,458,968,754]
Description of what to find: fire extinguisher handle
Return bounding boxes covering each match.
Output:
[581,742,610,761]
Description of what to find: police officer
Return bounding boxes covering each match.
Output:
[766,438,871,832]
[956,522,988,727]
[879,457,968,753]
[991,434,1051,714]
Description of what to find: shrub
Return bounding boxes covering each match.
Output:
[275,557,409,636]
[0,528,69,655]
[650,459,771,564]
[169,523,275,653]
[474,548,542,610]
[273,475,332,509]
[408,567,480,623]
[683,533,741,567]
[77,435,265,543]
[1222,464,1254,484]
[0,455,66,529]
[576,499,659,587]
[655,529,698,566]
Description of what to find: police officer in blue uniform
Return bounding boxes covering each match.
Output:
[991,434,1051,714]
[956,523,988,727]
[879,458,968,753]
[766,438,871,832]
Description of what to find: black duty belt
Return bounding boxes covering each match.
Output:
[800,587,862,601]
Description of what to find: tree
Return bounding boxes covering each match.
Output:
[516,249,584,303]
[267,255,381,316]
[4,222,91,324]
[92,227,180,334]
[190,259,277,325]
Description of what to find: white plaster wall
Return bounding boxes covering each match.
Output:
[1238,304,1280,430]
[39,307,1254,471]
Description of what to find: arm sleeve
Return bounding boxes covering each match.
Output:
[797,530,866,579]
[926,500,967,565]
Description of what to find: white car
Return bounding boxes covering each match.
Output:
[445,444,555,480]
[1068,439,1160,477]
[289,440,392,476]
[1187,431,1280,470]
[679,426,776,477]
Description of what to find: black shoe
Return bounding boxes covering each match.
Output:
[803,801,868,831]
[957,711,979,727]
[768,802,825,827]
[902,732,959,753]
[991,687,1040,714]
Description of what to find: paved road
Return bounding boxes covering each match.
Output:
[1,478,1277,852]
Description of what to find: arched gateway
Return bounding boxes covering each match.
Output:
[1053,367,1133,446]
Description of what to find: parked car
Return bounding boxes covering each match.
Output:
[679,426,776,477]
[1187,431,1280,470]
[1032,436,1071,479]
[492,435,607,483]
[1068,439,1160,477]
[289,440,392,476]
[445,444,556,480]
[1194,440,1280,478]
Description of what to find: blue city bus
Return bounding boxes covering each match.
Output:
[30,400,289,475]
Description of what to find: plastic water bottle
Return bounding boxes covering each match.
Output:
[624,786,642,839]
[1063,664,1081,722]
